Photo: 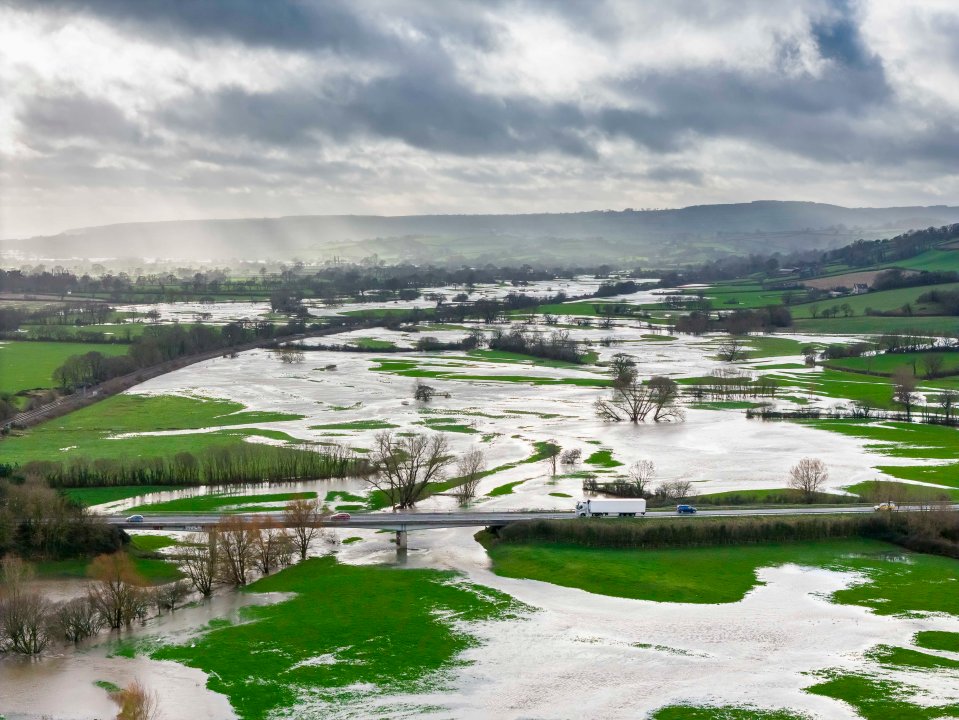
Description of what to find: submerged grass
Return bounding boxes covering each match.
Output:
[150,557,524,719]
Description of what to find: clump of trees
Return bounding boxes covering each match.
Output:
[17,443,366,489]
[487,328,585,364]
[595,370,684,424]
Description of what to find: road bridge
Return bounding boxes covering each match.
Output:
[108,504,958,549]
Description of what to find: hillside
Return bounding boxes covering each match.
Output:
[5,201,959,266]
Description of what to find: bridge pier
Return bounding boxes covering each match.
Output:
[395,530,408,550]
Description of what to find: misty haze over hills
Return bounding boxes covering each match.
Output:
[6,201,959,267]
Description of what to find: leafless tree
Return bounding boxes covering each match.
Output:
[608,353,637,385]
[111,679,160,720]
[454,448,487,505]
[627,460,655,494]
[596,375,685,423]
[181,532,220,597]
[274,346,305,364]
[252,521,294,575]
[922,353,945,378]
[561,448,582,466]
[368,431,452,510]
[51,596,105,642]
[788,458,829,501]
[88,552,148,629]
[543,313,559,326]
[153,580,190,613]
[284,498,322,561]
[939,390,959,423]
[717,336,748,362]
[0,556,52,655]
[892,366,917,420]
[656,480,694,502]
[215,517,257,586]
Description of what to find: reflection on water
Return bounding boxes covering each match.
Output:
[94,475,372,514]
[0,582,289,720]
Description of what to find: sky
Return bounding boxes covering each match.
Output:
[2,0,959,238]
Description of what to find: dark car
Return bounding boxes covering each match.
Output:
[676,504,697,514]
[329,512,352,521]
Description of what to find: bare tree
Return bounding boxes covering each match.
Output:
[274,346,305,364]
[215,517,257,586]
[922,353,945,379]
[655,480,694,502]
[367,432,452,510]
[939,390,959,423]
[88,553,148,629]
[561,448,582,466]
[52,596,105,642]
[596,375,685,423]
[788,458,829,501]
[181,532,220,597]
[111,679,160,720]
[154,580,190,613]
[0,556,51,655]
[717,336,748,362]
[252,521,294,575]
[627,460,655,494]
[608,353,637,385]
[892,366,917,420]
[454,447,487,506]
[284,498,322,561]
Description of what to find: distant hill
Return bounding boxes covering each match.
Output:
[6,201,959,266]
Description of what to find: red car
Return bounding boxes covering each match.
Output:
[329,512,351,521]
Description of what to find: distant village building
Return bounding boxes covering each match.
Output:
[852,283,869,295]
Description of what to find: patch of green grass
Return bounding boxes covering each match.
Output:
[369,358,610,387]
[867,644,959,670]
[487,480,526,497]
[689,400,762,410]
[0,394,304,465]
[585,448,623,468]
[351,337,398,350]
[641,334,677,341]
[807,673,959,720]
[914,630,959,653]
[794,315,959,335]
[129,535,180,552]
[484,538,959,611]
[792,281,959,319]
[652,707,810,720]
[130,491,317,514]
[63,485,186,506]
[548,492,572,498]
[150,557,522,719]
[309,419,398,430]
[741,336,811,359]
[827,350,959,377]
[341,536,363,544]
[34,551,182,585]
[0,340,128,394]
[94,680,121,694]
[325,491,365,503]
[467,349,594,368]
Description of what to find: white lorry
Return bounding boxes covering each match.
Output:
[575,498,646,517]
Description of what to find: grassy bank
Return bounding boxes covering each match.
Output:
[142,557,523,719]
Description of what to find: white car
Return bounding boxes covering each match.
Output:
[126,514,145,523]
[873,502,898,512]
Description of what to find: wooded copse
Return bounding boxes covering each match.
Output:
[11,442,366,489]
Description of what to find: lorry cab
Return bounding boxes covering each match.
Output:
[575,501,589,517]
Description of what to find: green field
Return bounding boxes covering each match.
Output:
[64,485,188,506]
[791,281,959,319]
[892,248,959,273]
[140,557,522,719]
[793,315,959,335]
[0,340,129,394]
[826,350,959,377]
[484,537,959,615]
[0,393,303,464]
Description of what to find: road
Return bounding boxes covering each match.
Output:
[106,504,958,531]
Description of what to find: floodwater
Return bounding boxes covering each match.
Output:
[0,586,290,720]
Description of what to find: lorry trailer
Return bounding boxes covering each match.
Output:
[575,498,647,517]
